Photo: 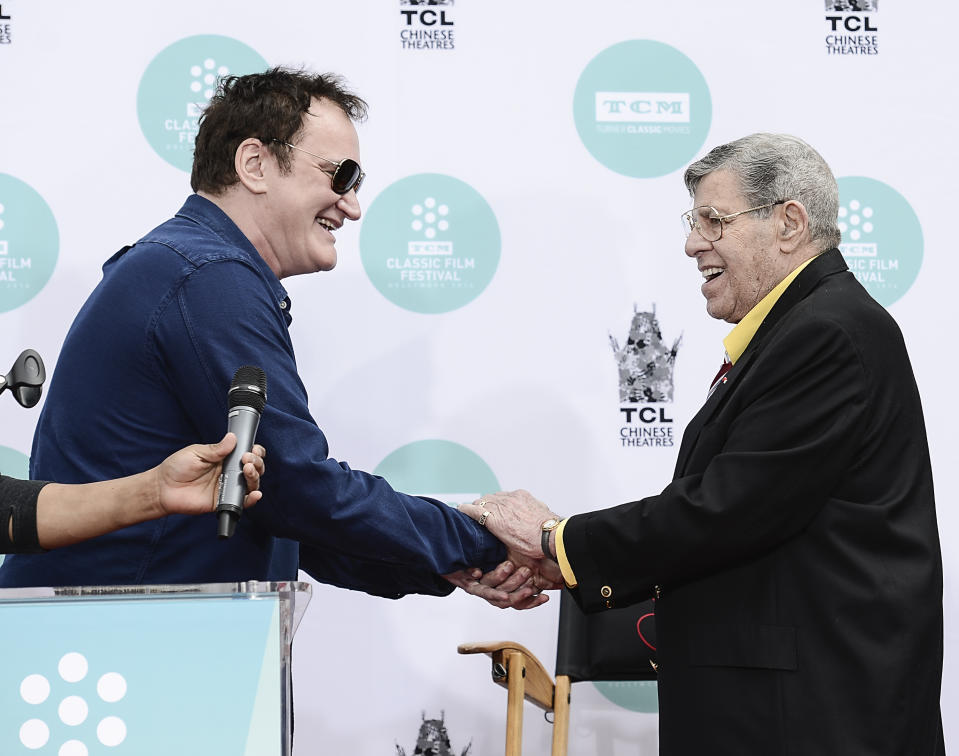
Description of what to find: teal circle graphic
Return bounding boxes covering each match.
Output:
[360,174,501,314]
[373,440,499,509]
[837,177,923,307]
[593,680,658,714]
[573,40,712,178]
[137,35,268,172]
[0,174,59,313]
[0,445,30,479]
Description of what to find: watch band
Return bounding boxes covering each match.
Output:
[540,518,560,560]
[541,528,553,560]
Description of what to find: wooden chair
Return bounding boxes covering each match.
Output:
[458,592,657,755]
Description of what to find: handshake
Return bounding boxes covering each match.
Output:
[443,490,566,610]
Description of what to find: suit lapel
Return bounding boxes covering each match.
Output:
[674,249,849,475]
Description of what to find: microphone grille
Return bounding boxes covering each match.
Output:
[228,365,267,412]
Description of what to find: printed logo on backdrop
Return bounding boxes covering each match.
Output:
[0,174,59,314]
[837,176,922,306]
[399,0,455,50]
[360,174,500,313]
[0,598,278,753]
[374,440,499,511]
[573,40,712,178]
[611,305,681,449]
[825,0,879,55]
[0,4,12,45]
[137,35,268,172]
[396,712,470,756]
[15,652,129,752]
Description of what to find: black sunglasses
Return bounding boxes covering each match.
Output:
[270,140,365,195]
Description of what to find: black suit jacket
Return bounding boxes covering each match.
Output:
[564,250,944,755]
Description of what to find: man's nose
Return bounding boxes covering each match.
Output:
[337,190,361,221]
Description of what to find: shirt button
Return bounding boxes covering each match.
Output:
[600,585,613,598]
[279,300,287,310]
[604,599,616,609]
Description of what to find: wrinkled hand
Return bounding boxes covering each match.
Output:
[444,559,549,610]
[155,432,266,516]
[459,490,565,592]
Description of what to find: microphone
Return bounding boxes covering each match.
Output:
[216,366,267,539]
[0,349,46,408]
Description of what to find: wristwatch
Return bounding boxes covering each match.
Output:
[541,518,561,560]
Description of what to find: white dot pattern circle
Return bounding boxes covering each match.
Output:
[20,674,50,704]
[58,695,88,726]
[19,719,49,749]
[97,673,127,703]
[58,653,88,683]
[59,740,88,756]
[97,716,127,747]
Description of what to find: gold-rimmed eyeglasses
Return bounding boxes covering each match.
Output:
[681,200,786,242]
[270,140,365,195]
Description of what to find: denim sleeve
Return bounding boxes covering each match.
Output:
[157,260,505,586]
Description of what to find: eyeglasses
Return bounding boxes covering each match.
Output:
[681,200,786,242]
[271,140,365,195]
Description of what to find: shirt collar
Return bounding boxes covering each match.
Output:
[176,194,290,310]
[723,253,821,364]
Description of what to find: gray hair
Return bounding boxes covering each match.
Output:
[683,133,841,251]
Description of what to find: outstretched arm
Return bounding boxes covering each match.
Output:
[30,432,265,550]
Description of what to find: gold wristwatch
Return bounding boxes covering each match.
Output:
[541,518,561,560]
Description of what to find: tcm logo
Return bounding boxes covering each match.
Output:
[595,92,690,123]
[408,196,453,256]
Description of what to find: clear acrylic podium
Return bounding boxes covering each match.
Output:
[0,581,311,755]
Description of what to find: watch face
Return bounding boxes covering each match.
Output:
[543,519,559,530]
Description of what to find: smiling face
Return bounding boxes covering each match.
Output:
[258,97,362,278]
[684,169,795,324]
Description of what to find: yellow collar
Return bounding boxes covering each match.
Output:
[723,254,820,364]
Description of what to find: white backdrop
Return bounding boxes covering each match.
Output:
[0,1,955,753]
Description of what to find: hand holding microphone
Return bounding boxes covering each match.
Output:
[216,366,267,539]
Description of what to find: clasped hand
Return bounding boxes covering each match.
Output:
[444,489,564,610]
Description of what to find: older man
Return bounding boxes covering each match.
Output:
[464,134,944,754]
[0,68,543,608]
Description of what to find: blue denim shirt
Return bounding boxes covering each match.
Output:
[0,194,504,594]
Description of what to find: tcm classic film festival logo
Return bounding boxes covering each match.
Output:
[137,35,268,171]
[0,174,59,313]
[574,40,712,179]
[360,174,500,314]
[837,176,922,306]
[825,0,879,55]
[399,0,455,51]
[611,305,681,449]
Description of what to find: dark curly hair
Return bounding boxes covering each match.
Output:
[190,67,368,195]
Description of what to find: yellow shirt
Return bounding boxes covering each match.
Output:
[556,255,820,587]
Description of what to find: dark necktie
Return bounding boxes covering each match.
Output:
[707,354,732,397]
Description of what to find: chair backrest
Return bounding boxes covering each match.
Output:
[554,591,657,682]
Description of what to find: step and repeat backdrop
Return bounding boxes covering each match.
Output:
[1,1,955,753]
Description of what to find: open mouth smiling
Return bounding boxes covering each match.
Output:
[702,267,724,282]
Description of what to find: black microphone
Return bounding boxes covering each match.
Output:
[0,349,46,408]
[216,366,267,539]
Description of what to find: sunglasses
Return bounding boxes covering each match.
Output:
[270,140,365,195]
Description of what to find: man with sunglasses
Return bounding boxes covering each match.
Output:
[0,68,550,608]
[462,133,944,754]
